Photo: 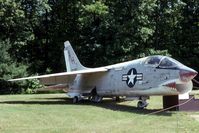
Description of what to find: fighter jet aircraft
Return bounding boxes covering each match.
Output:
[9,41,198,109]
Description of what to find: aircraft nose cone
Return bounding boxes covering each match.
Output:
[180,69,198,82]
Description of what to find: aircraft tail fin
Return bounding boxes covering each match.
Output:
[64,41,86,72]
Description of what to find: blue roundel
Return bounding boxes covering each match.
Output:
[122,68,143,88]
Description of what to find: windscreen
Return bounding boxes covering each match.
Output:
[159,57,178,68]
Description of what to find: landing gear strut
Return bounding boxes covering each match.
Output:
[89,88,103,103]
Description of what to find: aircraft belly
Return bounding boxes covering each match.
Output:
[98,85,179,96]
[126,86,179,96]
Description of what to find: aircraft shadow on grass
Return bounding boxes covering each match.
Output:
[0,97,172,116]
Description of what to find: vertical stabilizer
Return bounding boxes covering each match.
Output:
[64,41,86,72]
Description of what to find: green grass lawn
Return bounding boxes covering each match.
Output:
[0,94,199,133]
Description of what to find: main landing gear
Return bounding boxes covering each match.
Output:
[72,88,103,103]
[89,88,103,103]
[89,95,103,103]
[137,100,148,109]
[72,96,81,103]
[137,97,149,109]
[72,95,103,103]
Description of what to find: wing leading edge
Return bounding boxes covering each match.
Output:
[8,68,108,85]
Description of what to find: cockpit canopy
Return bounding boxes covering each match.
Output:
[144,55,181,68]
[145,56,162,66]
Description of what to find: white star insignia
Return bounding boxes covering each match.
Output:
[127,71,136,85]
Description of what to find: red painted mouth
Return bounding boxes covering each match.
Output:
[164,82,177,91]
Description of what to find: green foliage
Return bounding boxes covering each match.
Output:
[83,1,108,15]
[0,79,22,94]
[0,0,51,94]
[0,39,27,80]
[138,49,171,58]
[79,1,108,27]
[0,0,199,94]
[24,79,43,94]
[0,39,28,94]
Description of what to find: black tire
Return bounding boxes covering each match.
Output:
[73,96,78,103]
[90,95,103,103]
[137,101,144,109]
[96,96,103,103]
[115,96,120,102]
[88,96,91,101]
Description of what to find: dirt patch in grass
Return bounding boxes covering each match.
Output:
[190,115,199,122]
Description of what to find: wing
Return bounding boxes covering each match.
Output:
[8,68,108,85]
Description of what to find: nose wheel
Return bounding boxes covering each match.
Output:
[137,100,148,109]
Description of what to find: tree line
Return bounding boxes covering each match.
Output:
[0,0,198,94]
